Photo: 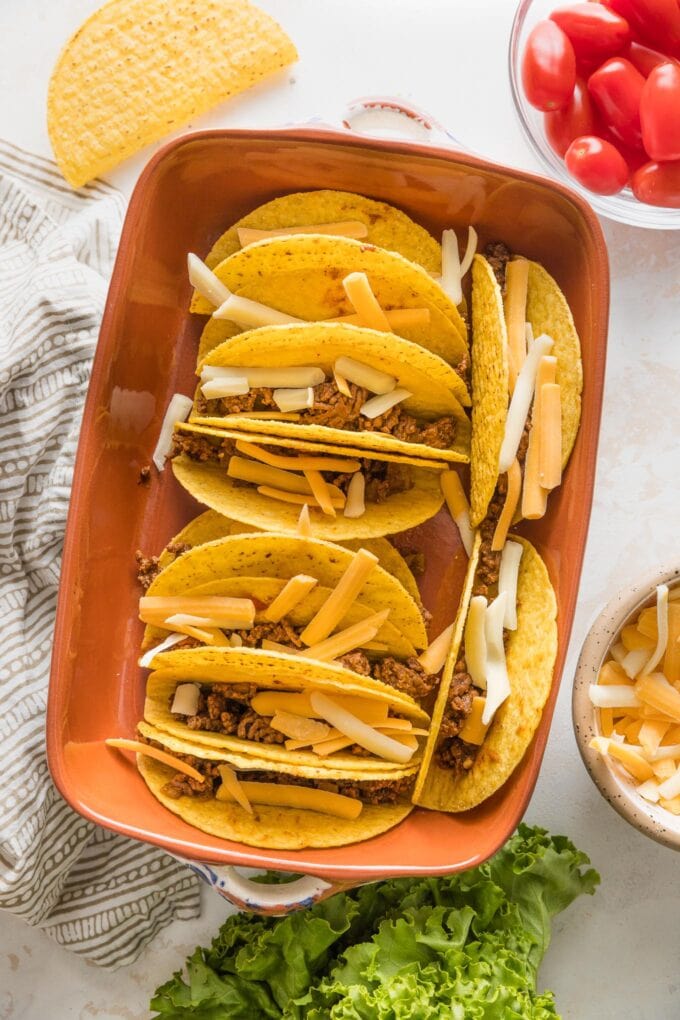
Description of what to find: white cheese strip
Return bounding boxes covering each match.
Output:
[440,471,474,557]
[360,388,412,420]
[621,647,650,679]
[170,683,200,716]
[588,685,641,709]
[658,765,680,800]
[459,225,478,277]
[441,229,462,305]
[273,387,314,413]
[152,393,193,471]
[498,333,554,473]
[138,632,186,668]
[482,592,510,726]
[309,691,413,764]
[201,366,325,388]
[637,779,660,803]
[187,253,231,307]
[334,356,396,395]
[343,471,366,519]
[498,540,523,631]
[213,293,304,328]
[609,641,627,665]
[640,584,669,676]
[201,377,249,399]
[465,595,488,690]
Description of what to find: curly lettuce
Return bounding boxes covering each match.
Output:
[150,825,598,1019]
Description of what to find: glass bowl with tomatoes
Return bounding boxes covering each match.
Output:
[509,0,680,228]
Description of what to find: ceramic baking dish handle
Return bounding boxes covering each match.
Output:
[337,95,464,149]
[176,857,352,914]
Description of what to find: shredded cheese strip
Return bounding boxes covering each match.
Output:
[213,293,304,328]
[139,596,255,629]
[257,486,344,509]
[262,574,318,622]
[250,690,388,725]
[538,383,562,490]
[187,253,231,307]
[300,609,390,662]
[459,225,478,277]
[640,585,670,676]
[360,388,412,420]
[297,503,312,536]
[343,471,366,519]
[237,222,369,246]
[334,356,396,395]
[330,308,431,329]
[152,393,193,472]
[521,355,556,519]
[270,711,331,742]
[635,672,680,722]
[201,377,249,399]
[491,460,521,551]
[333,366,352,396]
[138,632,185,668]
[441,229,463,305]
[301,548,379,645]
[260,639,295,653]
[304,470,337,518]
[273,387,314,413]
[497,540,523,630]
[217,780,363,819]
[418,623,454,674]
[309,691,414,764]
[106,739,205,783]
[440,471,474,557]
[223,411,302,421]
[459,696,489,745]
[202,365,325,388]
[170,683,200,716]
[504,258,529,391]
[465,595,488,689]
[228,456,313,495]
[234,440,360,473]
[590,736,655,781]
[342,271,392,331]
[482,592,510,726]
[217,765,253,814]
[588,685,641,709]
[498,334,554,473]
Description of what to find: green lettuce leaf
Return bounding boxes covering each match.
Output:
[150,825,598,1019]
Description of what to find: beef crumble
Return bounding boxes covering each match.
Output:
[136,541,192,590]
[484,241,512,293]
[372,656,439,700]
[435,659,479,775]
[197,379,457,450]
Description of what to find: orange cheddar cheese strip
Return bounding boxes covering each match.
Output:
[216,780,363,819]
[235,440,360,474]
[504,258,529,392]
[300,548,379,645]
[262,574,318,623]
[300,610,389,662]
[304,470,337,518]
[330,308,431,329]
[237,221,368,246]
[491,459,521,551]
[257,486,345,509]
[107,739,204,783]
[538,383,562,490]
[342,272,391,331]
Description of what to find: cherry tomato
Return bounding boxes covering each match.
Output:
[522,20,577,111]
[544,78,599,156]
[632,159,680,205]
[565,135,630,194]
[601,0,680,57]
[588,57,645,149]
[626,41,679,77]
[549,4,631,65]
[640,62,680,159]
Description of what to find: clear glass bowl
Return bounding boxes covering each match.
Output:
[509,0,680,229]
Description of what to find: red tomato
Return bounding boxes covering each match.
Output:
[544,78,599,156]
[602,0,680,57]
[565,135,630,193]
[640,62,680,159]
[549,4,631,65]
[522,20,577,111]
[626,41,679,77]
[588,57,645,148]
[632,159,680,205]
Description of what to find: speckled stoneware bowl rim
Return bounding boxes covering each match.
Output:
[574,564,680,851]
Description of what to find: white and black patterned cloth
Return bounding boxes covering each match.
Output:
[0,141,200,967]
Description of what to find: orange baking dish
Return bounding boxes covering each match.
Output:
[47,127,608,885]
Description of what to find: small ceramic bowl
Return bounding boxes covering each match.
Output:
[573,565,680,850]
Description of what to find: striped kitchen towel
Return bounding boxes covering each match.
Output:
[0,141,200,967]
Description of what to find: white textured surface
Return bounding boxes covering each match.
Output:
[1,0,679,1017]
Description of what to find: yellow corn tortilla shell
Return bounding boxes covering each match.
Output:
[153,509,423,610]
[48,0,297,188]
[171,451,443,542]
[469,255,509,528]
[196,188,442,279]
[526,261,583,468]
[144,531,428,649]
[414,537,557,812]
[145,646,429,769]
[138,755,413,849]
[198,318,241,364]
[142,575,416,660]
[192,322,471,464]
[138,721,419,783]
[191,233,468,365]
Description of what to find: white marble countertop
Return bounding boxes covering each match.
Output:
[1,1,679,1017]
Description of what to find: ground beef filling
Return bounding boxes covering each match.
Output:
[172,431,415,503]
[139,736,414,805]
[136,541,191,590]
[194,381,457,450]
[484,241,512,293]
[435,660,479,775]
